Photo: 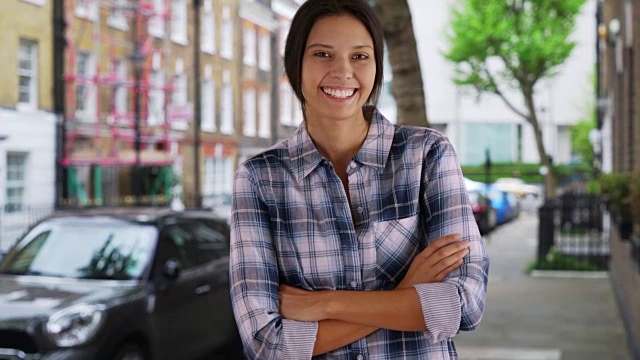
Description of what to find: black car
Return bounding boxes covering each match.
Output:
[0,208,242,360]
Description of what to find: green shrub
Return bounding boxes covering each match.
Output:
[526,251,604,272]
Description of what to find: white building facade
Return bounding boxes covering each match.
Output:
[0,108,56,251]
[408,0,596,166]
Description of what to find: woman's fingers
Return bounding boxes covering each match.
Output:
[418,234,461,259]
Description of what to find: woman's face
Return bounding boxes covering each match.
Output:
[301,14,376,124]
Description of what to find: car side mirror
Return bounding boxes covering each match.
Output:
[163,259,181,281]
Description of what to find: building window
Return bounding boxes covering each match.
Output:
[148,69,165,126]
[202,74,216,132]
[220,70,234,134]
[243,88,256,137]
[258,31,271,71]
[462,123,518,165]
[221,6,233,59]
[203,144,234,197]
[201,0,216,54]
[258,90,270,138]
[5,152,27,214]
[149,0,165,37]
[171,66,188,130]
[17,39,38,109]
[171,0,188,44]
[107,0,129,30]
[243,24,256,66]
[172,74,188,106]
[280,82,292,126]
[76,0,98,21]
[76,52,96,122]
[112,60,128,121]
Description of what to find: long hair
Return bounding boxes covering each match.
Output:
[284,0,384,121]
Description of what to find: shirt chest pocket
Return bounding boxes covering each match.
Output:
[374,214,422,285]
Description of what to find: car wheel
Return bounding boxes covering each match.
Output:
[113,343,148,360]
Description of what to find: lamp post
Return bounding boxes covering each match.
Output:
[484,148,492,233]
[131,1,144,206]
[193,0,202,208]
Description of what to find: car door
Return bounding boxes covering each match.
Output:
[149,222,203,360]
[182,218,236,353]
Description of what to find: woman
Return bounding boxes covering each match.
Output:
[229,0,489,358]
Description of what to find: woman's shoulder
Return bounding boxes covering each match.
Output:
[391,123,452,150]
[237,140,291,175]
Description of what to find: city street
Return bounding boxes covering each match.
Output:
[455,205,632,360]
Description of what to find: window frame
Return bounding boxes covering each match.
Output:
[17,39,38,110]
[5,152,28,214]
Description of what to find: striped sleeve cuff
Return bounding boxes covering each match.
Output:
[413,282,461,343]
[281,319,319,359]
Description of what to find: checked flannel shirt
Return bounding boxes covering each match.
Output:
[230,110,489,360]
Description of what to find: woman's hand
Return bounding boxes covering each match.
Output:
[279,284,328,322]
[397,234,470,289]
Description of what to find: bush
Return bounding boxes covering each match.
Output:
[461,162,593,185]
[526,251,604,272]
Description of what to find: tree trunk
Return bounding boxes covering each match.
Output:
[373,0,429,127]
[523,86,556,200]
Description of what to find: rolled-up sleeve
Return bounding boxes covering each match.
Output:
[415,137,490,343]
[230,164,319,360]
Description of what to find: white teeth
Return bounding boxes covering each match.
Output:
[322,87,355,99]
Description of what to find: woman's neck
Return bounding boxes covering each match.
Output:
[305,114,369,165]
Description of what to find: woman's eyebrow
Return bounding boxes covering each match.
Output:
[306,44,374,50]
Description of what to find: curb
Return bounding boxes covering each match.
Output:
[529,270,609,279]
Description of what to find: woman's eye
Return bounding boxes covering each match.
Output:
[314,51,330,58]
[353,54,370,60]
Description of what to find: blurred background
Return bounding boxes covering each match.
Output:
[0,0,638,359]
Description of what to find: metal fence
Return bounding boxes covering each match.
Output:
[0,205,55,252]
[538,193,609,269]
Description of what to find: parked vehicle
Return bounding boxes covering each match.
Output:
[467,190,497,235]
[493,177,541,199]
[486,187,519,225]
[0,208,242,360]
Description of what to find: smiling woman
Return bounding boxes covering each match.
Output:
[229,1,489,359]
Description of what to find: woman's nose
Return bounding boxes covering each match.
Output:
[330,57,353,80]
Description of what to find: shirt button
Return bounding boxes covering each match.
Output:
[356,355,364,360]
[356,207,363,213]
[350,281,358,288]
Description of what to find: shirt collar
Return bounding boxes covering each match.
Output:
[288,109,395,182]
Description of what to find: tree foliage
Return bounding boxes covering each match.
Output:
[570,108,596,167]
[445,0,585,94]
[443,0,587,198]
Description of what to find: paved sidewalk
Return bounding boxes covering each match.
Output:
[455,211,632,360]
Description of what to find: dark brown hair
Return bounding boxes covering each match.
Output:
[284,0,384,121]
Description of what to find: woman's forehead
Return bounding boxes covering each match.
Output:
[306,15,374,48]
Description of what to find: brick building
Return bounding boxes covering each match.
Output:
[597,0,640,357]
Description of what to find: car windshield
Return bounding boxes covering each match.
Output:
[0,218,157,280]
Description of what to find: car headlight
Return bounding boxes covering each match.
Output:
[46,304,106,347]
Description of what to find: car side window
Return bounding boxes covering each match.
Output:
[186,219,230,265]
[156,224,197,271]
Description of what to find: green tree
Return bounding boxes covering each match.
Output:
[570,108,596,168]
[373,0,430,127]
[570,70,597,169]
[444,0,587,199]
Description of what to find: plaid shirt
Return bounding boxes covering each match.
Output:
[230,110,489,360]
